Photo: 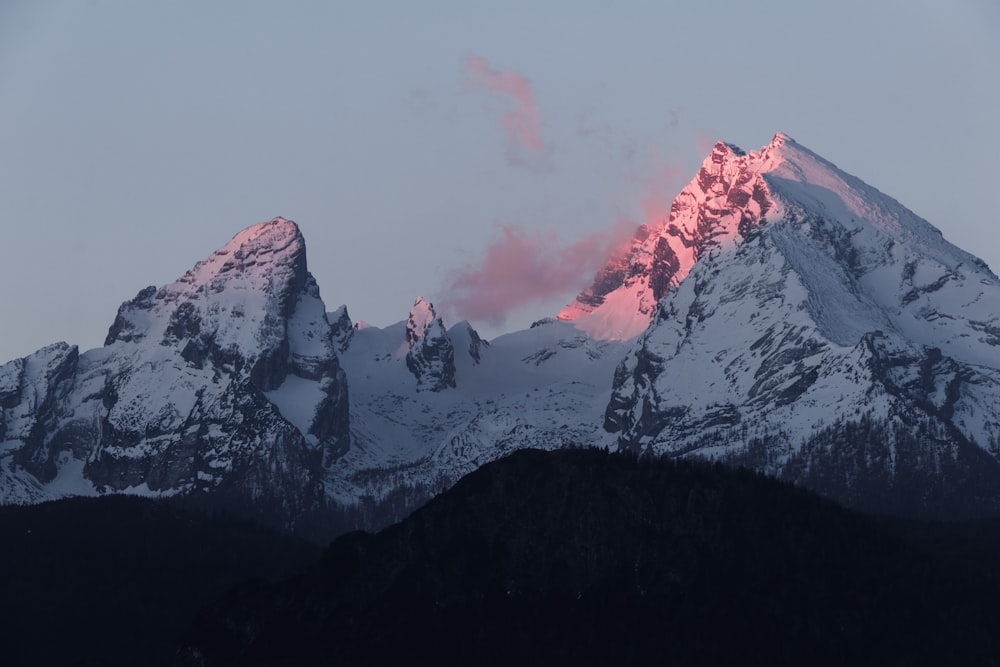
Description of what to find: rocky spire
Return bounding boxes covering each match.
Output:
[405,297,456,391]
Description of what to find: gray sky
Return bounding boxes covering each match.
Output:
[1,0,998,362]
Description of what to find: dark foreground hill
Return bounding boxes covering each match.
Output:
[0,496,321,667]
[176,448,1000,667]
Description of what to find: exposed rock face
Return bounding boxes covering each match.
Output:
[404,297,456,391]
[0,218,351,531]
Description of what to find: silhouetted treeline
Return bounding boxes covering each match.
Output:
[0,496,321,667]
[176,448,1000,666]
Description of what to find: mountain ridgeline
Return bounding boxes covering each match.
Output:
[4,133,1000,533]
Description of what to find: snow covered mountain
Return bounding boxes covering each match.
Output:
[0,218,349,529]
[599,134,1000,516]
[4,134,1000,531]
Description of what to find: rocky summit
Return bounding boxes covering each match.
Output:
[0,218,350,532]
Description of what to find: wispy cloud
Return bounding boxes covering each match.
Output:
[695,131,721,156]
[445,220,635,326]
[634,164,687,229]
[464,54,548,168]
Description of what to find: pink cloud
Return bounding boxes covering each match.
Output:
[695,131,720,157]
[637,164,686,227]
[444,155,687,327]
[464,54,547,166]
[445,220,636,326]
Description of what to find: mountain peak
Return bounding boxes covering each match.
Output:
[770,131,791,147]
[4,215,350,528]
[405,297,438,346]
[559,135,781,339]
[227,216,300,246]
[562,130,969,342]
[712,140,745,157]
[404,297,456,391]
[559,130,988,344]
[175,217,307,296]
[105,218,311,348]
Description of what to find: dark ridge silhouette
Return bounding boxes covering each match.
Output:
[176,448,1000,666]
[0,495,322,667]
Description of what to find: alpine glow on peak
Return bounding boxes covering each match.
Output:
[558,133,792,340]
